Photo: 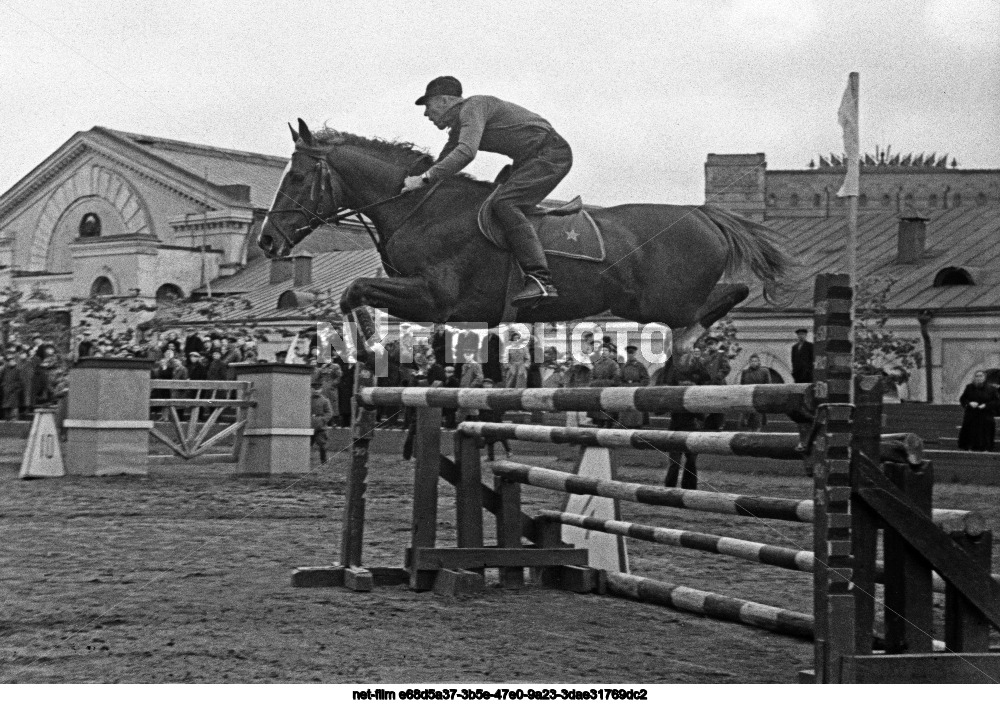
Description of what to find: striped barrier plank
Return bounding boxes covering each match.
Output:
[359,384,815,415]
[604,572,814,639]
[538,511,996,594]
[493,461,814,522]
[460,422,925,464]
[539,510,813,571]
[604,573,951,648]
[493,462,985,535]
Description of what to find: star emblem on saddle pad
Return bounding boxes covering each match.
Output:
[565,228,581,241]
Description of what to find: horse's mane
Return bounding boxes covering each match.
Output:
[314,127,429,165]
[313,126,493,190]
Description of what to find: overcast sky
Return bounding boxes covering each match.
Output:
[1,0,997,206]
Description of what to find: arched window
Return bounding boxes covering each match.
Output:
[79,213,101,238]
[928,194,938,209]
[953,193,962,207]
[155,283,184,303]
[767,193,777,206]
[90,276,114,296]
[858,193,868,207]
[976,192,988,206]
[789,193,799,207]
[904,193,914,205]
[933,267,975,287]
[882,194,892,207]
[812,193,822,208]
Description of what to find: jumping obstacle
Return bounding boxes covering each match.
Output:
[293,275,1000,684]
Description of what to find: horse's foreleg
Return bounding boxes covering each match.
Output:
[670,283,749,356]
[340,276,446,322]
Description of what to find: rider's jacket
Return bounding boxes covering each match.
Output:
[425,95,556,182]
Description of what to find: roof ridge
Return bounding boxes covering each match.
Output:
[96,127,287,165]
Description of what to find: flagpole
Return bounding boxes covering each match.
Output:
[845,72,859,291]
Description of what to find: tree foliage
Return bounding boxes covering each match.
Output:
[854,277,922,380]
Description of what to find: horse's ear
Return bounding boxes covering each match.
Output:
[297,118,314,145]
[288,122,299,142]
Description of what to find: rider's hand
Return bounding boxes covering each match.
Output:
[401,175,425,193]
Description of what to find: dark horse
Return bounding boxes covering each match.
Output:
[259,119,792,353]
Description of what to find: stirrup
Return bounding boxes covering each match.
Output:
[511,275,558,308]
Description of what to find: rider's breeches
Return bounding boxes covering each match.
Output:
[492,133,572,279]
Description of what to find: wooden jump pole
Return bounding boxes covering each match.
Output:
[359,383,815,416]
[460,421,925,465]
[537,510,996,594]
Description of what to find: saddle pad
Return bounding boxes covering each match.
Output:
[478,196,606,263]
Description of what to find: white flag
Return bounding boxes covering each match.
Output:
[837,73,859,198]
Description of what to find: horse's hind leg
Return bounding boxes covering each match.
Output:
[671,283,749,354]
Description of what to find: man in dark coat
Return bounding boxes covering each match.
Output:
[659,352,709,489]
[403,76,572,307]
[958,371,999,452]
[791,328,814,383]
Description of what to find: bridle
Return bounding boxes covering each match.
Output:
[263,145,440,260]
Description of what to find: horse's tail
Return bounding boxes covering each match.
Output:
[698,204,795,299]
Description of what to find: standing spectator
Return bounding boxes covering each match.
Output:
[700,336,730,431]
[588,343,621,428]
[791,328,814,383]
[402,348,446,460]
[660,352,708,489]
[206,350,228,381]
[477,378,512,460]
[317,358,342,427]
[2,353,24,420]
[538,346,567,389]
[16,348,36,419]
[503,331,530,389]
[480,332,503,384]
[310,378,334,463]
[441,365,461,429]
[958,371,999,452]
[457,344,484,425]
[619,344,650,428]
[187,351,208,381]
[184,329,205,359]
[739,354,772,431]
[32,346,57,407]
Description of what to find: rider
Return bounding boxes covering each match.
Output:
[401,76,572,307]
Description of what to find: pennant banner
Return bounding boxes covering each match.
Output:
[837,73,859,198]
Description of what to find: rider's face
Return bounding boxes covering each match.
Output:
[423,96,455,130]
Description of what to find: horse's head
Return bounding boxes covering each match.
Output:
[258,118,347,259]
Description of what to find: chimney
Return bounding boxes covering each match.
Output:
[292,253,313,287]
[897,207,929,264]
[269,257,294,284]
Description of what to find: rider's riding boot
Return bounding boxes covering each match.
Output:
[503,224,559,307]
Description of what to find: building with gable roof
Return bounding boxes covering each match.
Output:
[0,126,382,333]
[705,151,1000,403]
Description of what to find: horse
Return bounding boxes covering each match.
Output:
[259,119,792,354]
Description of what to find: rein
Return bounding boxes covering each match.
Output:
[265,147,439,262]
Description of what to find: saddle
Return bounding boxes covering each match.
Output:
[477,192,606,263]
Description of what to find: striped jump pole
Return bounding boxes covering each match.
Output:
[460,422,925,465]
[359,383,815,416]
[605,572,814,639]
[540,510,813,571]
[537,511,997,595]
[493,462,986,535]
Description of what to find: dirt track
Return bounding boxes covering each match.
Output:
[2,451,998,684]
